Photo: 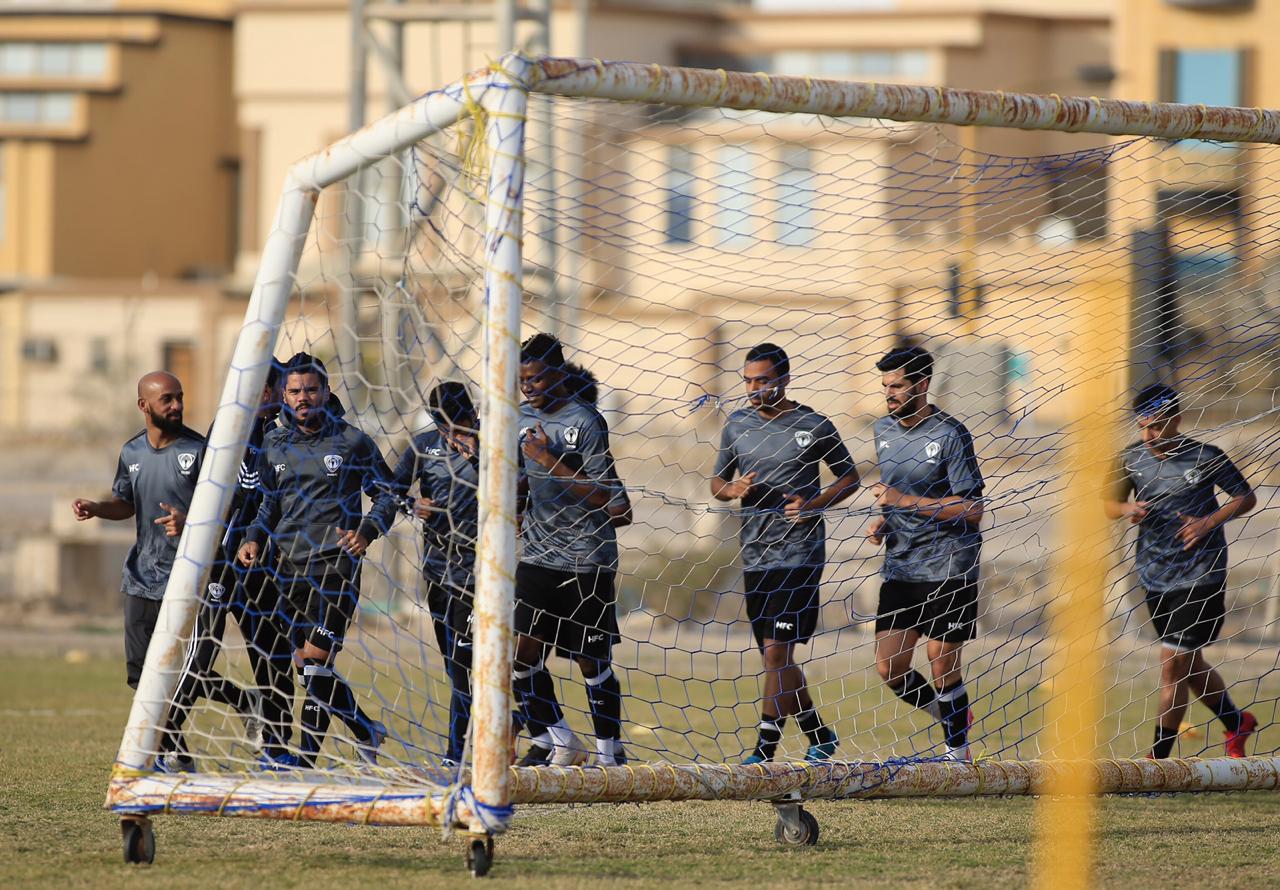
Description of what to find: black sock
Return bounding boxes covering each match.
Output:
[584,666,622,741]
[936,681,970,748]
[795,708,832,746]
[889,670,939,713]
[514,661,562,741]
[754,716,786,760]
[299,668,333,764]
[1152,724,1179,759]
[1212,694,1242,733]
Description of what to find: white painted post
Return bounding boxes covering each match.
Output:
[468,52,531,831]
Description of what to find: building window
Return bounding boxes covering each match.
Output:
[0,92,76,126]
[0,42,109,79]
[715,145,756,250]
[775,146,815,247]
[89,337,110,375]
[1169,50,1242,106]
[665,146,695,244]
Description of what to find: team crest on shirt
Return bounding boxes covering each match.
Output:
[562,426,580,449]
[1184,468,1202,485]
[925,442,941,460]
[794,430,813,448]
[177,452,196,474]
[207,582,226,601]
[324,454,343,475]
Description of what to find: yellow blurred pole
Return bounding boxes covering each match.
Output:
[1034,282,1114,890]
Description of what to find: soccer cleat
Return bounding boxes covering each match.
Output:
[1224,711,1258,758]
[516,743,553,767]
[550,730,589,767]
[805,728,838,762]
[942,744,971,762]
[242,689,266,752]
[358,720,388,766]
[256,751,301,771]
[741,752,769,765]
[154,753,196,774]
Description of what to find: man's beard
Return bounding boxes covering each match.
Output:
[153,412,184,435]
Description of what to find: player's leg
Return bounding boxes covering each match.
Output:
[761,567,833,761]
[922,578,979,759]
[513,563,574,765]
[157,592,232,763]
[743,570,785,762]
[239,567,295,762]
[874,581,939,720]
[1153,644,1193,758]
[443,586,474,764]
[1173,583,1256,755]
[569,567,624,766]
[124,594,162,691]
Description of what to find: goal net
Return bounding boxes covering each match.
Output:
[109,55,1280,866]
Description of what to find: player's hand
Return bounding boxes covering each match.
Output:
[1175,512,1215,551]
[412,496,437,519]
[153,501,186,538]
[1126,501,1150,524]
[72,498,97,521]
[783,493,814,523]
[865,515,886,546]
[870,483,904,508]
[521,423,555,468]
[237,541,260,567]
[721,471,757,500]
[337,528,371,558]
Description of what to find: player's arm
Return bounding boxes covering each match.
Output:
[784,420,861,520]
[1101,456,1146,523]
[344,437,399,556]
[873,425,983,526]
[75,454,137,522]
[239,452,281,565]
[1175,453,1257,550]
[709,422,754,501]
[521,422,616,509]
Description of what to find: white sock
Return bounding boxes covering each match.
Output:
[548,718,576,748]
[530,732,552,748]
[596,738,621,762]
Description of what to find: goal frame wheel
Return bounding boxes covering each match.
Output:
[772,795,819,847]
[121,815,155,864]
[466,835,495,877]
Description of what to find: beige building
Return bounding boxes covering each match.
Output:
[0,2,239,432]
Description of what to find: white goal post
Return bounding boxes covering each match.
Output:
[107,53,1280,871]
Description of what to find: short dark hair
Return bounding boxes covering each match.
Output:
[745,342,790,378]
[564,361,598,405]
[1133,383,1180,418]
[265,360,282,390]
[283,351,329,386]
[520,332,566,369]
[876,345,933,383]
[427,381,476,426]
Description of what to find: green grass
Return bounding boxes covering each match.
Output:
[2,651,1280,888]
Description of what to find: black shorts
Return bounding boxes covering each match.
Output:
[425,577,474,673]
[875,578,978,643]
[278,556,361,654]
[124,594,163,689]
[743,566,822,647]
[1144,582,1226,651]
[515,562,618,660]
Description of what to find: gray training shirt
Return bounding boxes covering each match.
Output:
[391,429,479,591]
[873,409,984,584]
[1112,437,1252,594]
[519,398,625,572]
[714,404,856,571]
[111,427,207,600]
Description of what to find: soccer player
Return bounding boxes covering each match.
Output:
[712,343,860,764]
[514,333,631,767]
[72,372,208,697]
[867,345,984,762]
[158,363,298,770]
[391,381,479,767]
[237,352,398,767]
[1103,384,1258,759]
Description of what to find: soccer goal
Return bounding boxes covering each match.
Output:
[108,54,1280,877]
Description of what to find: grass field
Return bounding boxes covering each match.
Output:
[3,648,1280,888]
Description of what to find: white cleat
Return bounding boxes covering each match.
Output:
[550,730,589,767]
[942,744,971,762]
[242,690,266,752]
